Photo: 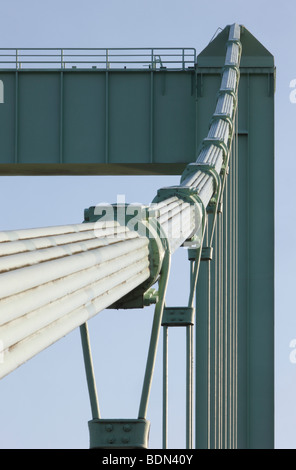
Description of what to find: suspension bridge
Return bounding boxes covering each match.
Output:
[0,23,274,449]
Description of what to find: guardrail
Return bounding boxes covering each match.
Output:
[0,48,196,70]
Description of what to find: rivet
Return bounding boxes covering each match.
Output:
[105,425,113,432]
[122,437,130,443]
[123,424,132,432]
[108,437,115,444]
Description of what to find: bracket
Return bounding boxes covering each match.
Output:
[188,246,213,262]
[161,307,195,327]
[153,184,204,208]
[201,137,228,163]
[88,418,150,449]
[211,110,234,134]
[108,287,159,309]
[183,162,221,201]
[226,38,242,57]
[84,202,166,309]
[152,185,205,248]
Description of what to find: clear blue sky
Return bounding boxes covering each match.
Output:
[0,0,294,449]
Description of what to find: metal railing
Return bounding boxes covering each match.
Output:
[0,48,196,70]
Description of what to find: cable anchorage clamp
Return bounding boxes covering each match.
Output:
[152,184,206,249]
[180,162,221,211]
[84,203,168,309]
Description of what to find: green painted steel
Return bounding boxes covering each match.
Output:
[0,68,196,174]
[0,47,196,177]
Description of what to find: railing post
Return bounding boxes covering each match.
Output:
[106,49,110,69]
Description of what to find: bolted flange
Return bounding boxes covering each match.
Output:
[88,418,150,449]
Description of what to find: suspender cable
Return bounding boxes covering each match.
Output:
[214,227,218,449]
[235,99,239,449]
[80,322,100,420]
[162,325,169,449]
[224,176,228,449]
